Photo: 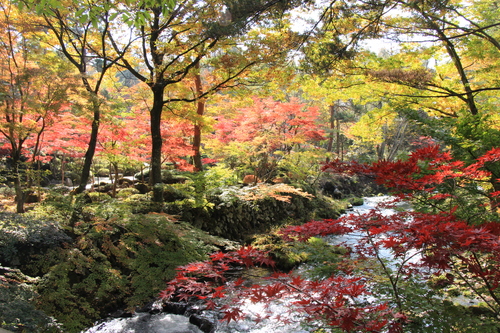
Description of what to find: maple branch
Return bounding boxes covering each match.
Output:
[162,37,219,86]
[450,256,499,315]
[107,33,147,83]
[387,85,500,101]
[164,59,257,104]
[471,252,500,313]
[426,9,500,51]
[364,228,404,313]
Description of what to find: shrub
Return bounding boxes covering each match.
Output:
[116,187,140,198]
[87,192,112,202]
[0,186,15,197]
[0,267,62,333]
[95,168,110,177]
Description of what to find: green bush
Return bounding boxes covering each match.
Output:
[0,267,62,333]
[116,187,140,198]
[251,231,347,274]
[309,195,346,220]
[0,212,72,272]
[28,192,75,222]
[0,186,15,197]
[96,168,110,177]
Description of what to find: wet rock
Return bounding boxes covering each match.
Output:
[134,182,150,194]
[162,302,189,315]
[189,314,216,333]
[108,309,133,318]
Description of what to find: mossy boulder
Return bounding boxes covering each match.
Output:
[250,230,348,276]
[0,210,237,333]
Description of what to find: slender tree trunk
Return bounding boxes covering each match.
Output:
[193,65,204,171]
[424,16,479,115]
[335,118,341,155]
[387,119,408,161]
[75,100,100,194]
[490,175,500,210]
[326,104,335,163]
[193,124,203,171]
[112,162,119,198]
[29,118,46,188]
[14,177,25,213]
[150,86,165,202]
[61,154,65,185]
[11,153,25,213]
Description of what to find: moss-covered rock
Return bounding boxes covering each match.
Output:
[319,173,387,198]
[162,183,345,242]
[0,210,238,333]
[0,181,348,332]
[250,230,348,276]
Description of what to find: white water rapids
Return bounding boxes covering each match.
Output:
[83,196,402,333]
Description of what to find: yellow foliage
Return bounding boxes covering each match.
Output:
[236,183,314,203]
[347,106,397,144]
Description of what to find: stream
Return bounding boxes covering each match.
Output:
[83,196,400,333]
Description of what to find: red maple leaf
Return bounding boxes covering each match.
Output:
[221,308,244,323]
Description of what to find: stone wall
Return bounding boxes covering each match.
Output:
[164,191,324,241]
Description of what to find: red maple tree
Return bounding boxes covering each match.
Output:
[160,145,500,331]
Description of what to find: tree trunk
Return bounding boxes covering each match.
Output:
[193,124,203,171]
[425,17,479,116]
[193,65,204,171]
[335,118,341,156]
[61,154,65,185]
[326,104,335,163]
[11,154,25,213]
[490,175,500,210]
[14,178,25,213]
[150,86,165,202]
[112,162,119,198]
[75,100,100,194]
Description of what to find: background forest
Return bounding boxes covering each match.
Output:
[1,0,500,332]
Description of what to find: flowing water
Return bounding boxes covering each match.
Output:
[83,196,400,333]
[84,313,204,333]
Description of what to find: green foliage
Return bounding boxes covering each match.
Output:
[87,191,112,203]
[348,197,364,206]
[277,150,326,184]
[197,164,239,189]
[28,192,76,222]
[374,271,500,332]
[0,186,15,197]
[116,187,140,198]
[0,267,61,333]
[161,184,191,202]
[454,113,500,163]
[251,229,305,270]
[414,188,499,225]
[0,212,72,272]
[95,168,110,177]
[405,301,500,333]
